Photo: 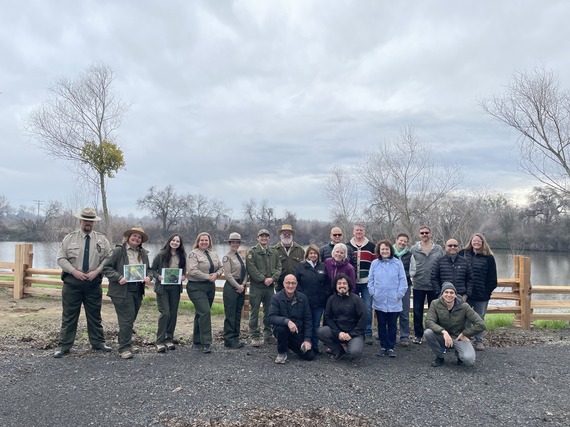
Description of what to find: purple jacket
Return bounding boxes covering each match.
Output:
[324,257,356,292]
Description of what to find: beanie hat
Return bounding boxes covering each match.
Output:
[440,282,457,296]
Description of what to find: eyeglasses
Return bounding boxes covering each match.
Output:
[447,244,459,247]
[420,232,430,235]
[332,234,342,237]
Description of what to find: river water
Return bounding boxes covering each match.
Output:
[1,241,568,288]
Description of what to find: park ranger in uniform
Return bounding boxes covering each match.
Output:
[54,208,112,358]
[222,232,247,349]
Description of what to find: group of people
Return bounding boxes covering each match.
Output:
[53,208,496,368]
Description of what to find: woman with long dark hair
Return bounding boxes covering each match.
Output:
[150,234,187,353]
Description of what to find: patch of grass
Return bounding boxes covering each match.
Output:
[484,314,515,330]
[533,319,569,330]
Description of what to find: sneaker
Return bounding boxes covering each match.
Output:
[474,342,485,351]
[120,351,133,359]
[413,336,422,345]
[387,349,396,358]
[400,338,409,347]
[156,344,166,353]
[250,339,262,348]
[275,353,288,364]
[365,335,374,345]
[377,348,387,357]
[431,356,444,367]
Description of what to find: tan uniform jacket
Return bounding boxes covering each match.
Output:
[187,249,222,281]
[57,229,111,274]
[222,250,247,289]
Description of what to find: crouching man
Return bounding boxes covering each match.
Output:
[425,282,486,367]
[318,274,366,361]
[268,274,314,364]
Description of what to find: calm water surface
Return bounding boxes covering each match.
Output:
[1,242,568,288]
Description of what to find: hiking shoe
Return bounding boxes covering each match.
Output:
[156,344,166,353]
[431,356,444,367]
[202,344,212,353]
[387,349,396,358]
[400,338,409,347]
[166,342,176,350]
[413,336,422,344]
[250,339,262,348]
[275,353,288,364]
[120,351,133,360]
[365,335,374,345]
[377,348,387,357]
[474,342,485,351]
[131,346,140,354]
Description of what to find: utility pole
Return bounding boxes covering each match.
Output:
[33,200,43,217]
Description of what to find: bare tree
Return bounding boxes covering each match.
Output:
[322,165,360,232]
[26,63,128,225]
[0,194,11,218]
[482,68,570,195]
[17,201,62,241]
[137,185,190,237]
[362,126,463,237]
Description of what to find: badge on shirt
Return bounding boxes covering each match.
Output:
[223,256,229,262]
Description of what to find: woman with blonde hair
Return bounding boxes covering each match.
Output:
[460,233,497,351]
[186,232,222,354]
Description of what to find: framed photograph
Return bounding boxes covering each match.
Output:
[161,268,183,285]
[123,264,146,282]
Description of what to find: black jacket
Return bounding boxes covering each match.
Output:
[430,254,473,297]
[295,261,331,309]
[268,290,312,340]
[460,249,498,301]
[323,292,367,339]
[395,250,412,286]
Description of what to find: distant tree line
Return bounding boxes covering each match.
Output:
[1,184,570,252]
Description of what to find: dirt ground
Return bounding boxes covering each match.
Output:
[1,287,568,353]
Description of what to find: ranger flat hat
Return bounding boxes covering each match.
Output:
[227,232,242,242]
[257,229,270,237]
[74,207,102,222]
[278,224,295,235]
[123,226,149,243]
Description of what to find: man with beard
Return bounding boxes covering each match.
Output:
[317,274,367,361]
[54,208,112,358]
[273,224,305,292]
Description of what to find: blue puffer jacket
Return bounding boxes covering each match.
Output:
[368,257,408,313]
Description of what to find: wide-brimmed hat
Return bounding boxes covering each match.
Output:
[278,224,295,235]
[227,232,242,242]
[257,229,270,237]
[74,208,101,222]
[124,226,149,243]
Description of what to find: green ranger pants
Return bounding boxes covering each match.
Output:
[58,279,105,351]
[156,286,181,344]
[223,282,245,345]
[111,289,142,353]
[187,281,215,345]
[248,283,274,340]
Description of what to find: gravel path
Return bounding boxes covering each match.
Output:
[1,339,569,426]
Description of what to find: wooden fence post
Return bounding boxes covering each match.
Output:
[12,243,34,300]
[518,256,532,330]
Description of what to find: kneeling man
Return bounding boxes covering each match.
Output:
[268,274,314,364]
[425,282,486,367]
[317,274,366,361]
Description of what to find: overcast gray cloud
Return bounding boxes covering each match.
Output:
[1,0,569,220]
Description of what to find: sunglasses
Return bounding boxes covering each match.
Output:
[447,244,459,247]
[332,234,343,237]
[420,232,430,235]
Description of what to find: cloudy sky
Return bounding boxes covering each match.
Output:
[2,0,569,221]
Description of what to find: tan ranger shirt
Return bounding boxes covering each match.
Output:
[222,250,247,289]
[187,249,222,281]
[57,229,111,273]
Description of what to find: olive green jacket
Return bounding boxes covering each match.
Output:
[246,244,282,288]
[425,296,486,339]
